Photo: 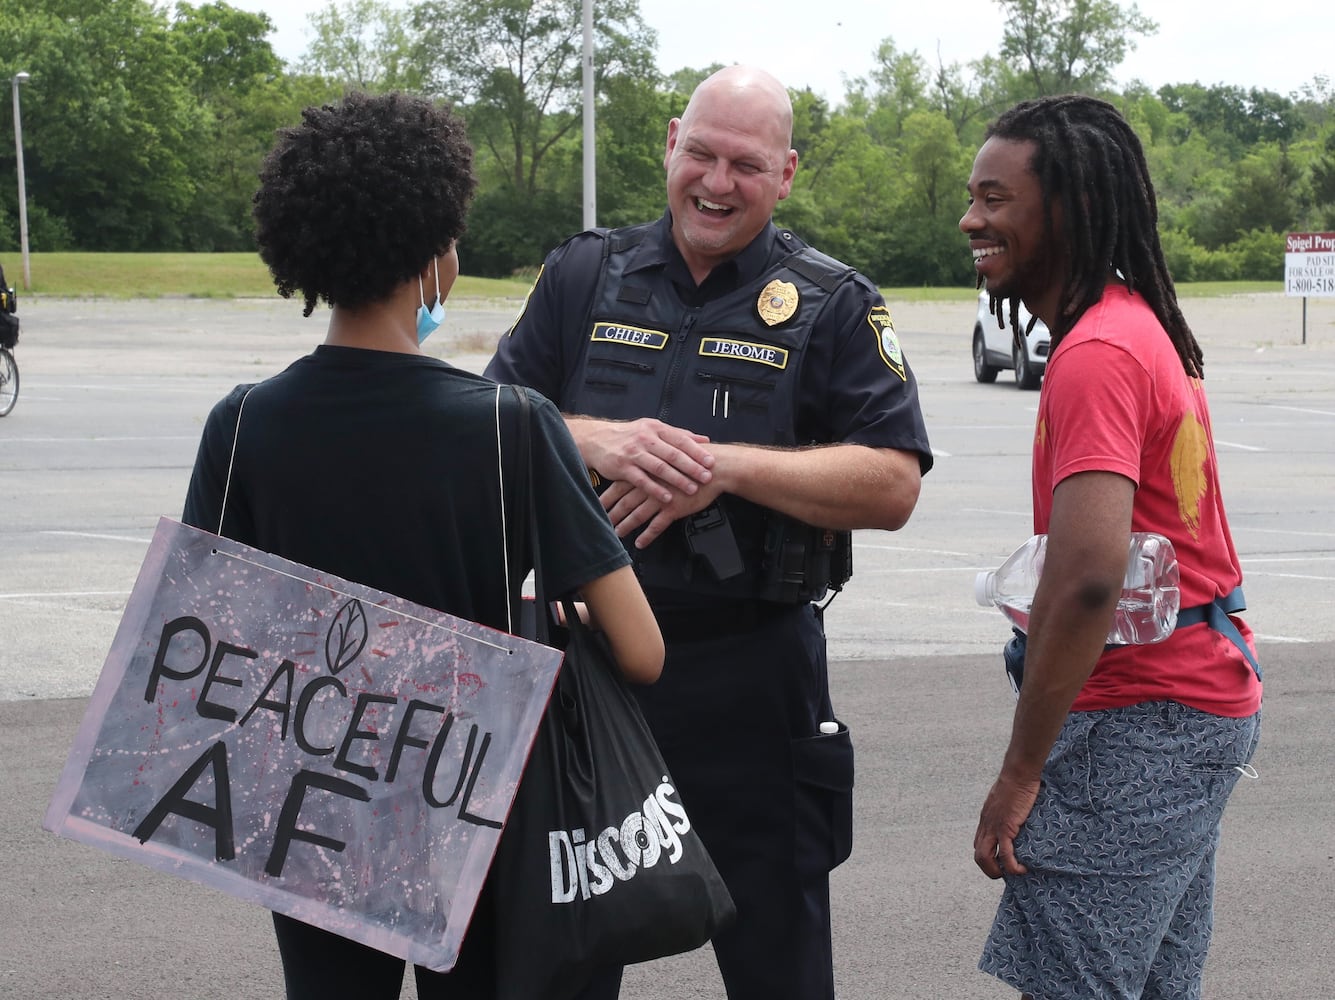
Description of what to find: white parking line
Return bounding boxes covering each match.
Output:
[1263,404,1335,418]
[42,530,154,543]
[1245,571,1335,581]
[1242,526,1335,539]
[31,381,223,395]
[0,590,130,599]
[9,436,196,444]
[854,544,981,558]
[1243,555,1335,564]
[957,507,1031,517]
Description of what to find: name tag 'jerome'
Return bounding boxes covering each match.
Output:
[698,338,789,369]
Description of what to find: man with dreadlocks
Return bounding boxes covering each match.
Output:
[960,95,1262,1000]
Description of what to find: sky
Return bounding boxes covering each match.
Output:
[232,0,1331,102]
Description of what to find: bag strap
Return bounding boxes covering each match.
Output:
[497,384,531,636]
[500,384,555,644]
[218,385,256,536]
[1175,587,1261,679]
[506,383,587,648]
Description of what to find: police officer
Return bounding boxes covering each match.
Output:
[485,65,933,1000]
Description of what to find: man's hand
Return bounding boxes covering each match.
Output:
[600,477,723,546]
[568,416,714,503]
[973,770,1041,879]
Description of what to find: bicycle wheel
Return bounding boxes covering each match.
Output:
[0,347,18,416]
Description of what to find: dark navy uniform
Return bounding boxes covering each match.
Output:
[486,213,932,1000]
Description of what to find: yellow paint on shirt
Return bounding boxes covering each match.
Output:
[1170,411,1208,538]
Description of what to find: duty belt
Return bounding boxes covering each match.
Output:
[652,600,800,643]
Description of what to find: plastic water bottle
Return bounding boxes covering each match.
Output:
[975,532,1182,644]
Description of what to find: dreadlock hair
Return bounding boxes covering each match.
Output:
[985,95,1204,378]
[253,91,476,318]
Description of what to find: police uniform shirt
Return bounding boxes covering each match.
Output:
[487,212,933,472]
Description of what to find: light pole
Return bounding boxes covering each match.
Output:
[12,71,30,291]
[581,0,595,229]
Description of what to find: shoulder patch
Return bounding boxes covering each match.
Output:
[868,305,906,380]
[505,263,544,336]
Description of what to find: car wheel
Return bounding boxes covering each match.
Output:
[1013,340,1041,390]
[973,328,998,383]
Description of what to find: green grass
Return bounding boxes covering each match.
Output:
[1,252,536,301]
[0,252,1285,301]
[1172,280,1282,297]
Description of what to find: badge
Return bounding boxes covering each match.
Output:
[757,279,799,326]
[867,305,906,380]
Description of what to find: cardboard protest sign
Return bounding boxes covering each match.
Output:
[44,517,561,973]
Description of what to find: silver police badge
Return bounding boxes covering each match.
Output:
[757,279,799,326]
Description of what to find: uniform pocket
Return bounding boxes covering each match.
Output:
[582,355,657,397]
[791,720,854,881]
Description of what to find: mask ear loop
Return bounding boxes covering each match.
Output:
[217,386,256,536]
[419,257,442,311]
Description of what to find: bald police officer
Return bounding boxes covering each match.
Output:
[485,65,933,1000]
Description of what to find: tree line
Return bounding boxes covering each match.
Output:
[2,0,1332,286]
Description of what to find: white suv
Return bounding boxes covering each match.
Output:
[972,289,1049,390]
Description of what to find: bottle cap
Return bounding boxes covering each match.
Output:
[974,571,993,606]
[819,721,839,735]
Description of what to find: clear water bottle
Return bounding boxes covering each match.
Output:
[975,532,1182,644]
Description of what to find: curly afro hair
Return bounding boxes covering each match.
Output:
[253,91,476,317]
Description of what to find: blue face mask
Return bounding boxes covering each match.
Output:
[416,257,446,343]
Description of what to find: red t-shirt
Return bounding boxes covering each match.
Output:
[1032,285,1261,717]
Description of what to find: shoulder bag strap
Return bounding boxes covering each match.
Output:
[499,383,550,643]
[218,386,255,536]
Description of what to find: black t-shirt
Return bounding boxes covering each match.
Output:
[182,346,628,631]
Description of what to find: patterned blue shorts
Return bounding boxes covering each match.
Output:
[979,701,1261,1000]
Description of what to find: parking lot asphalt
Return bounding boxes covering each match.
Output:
[2,294,1332,998]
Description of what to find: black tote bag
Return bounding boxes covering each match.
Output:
[490,386,735,1000]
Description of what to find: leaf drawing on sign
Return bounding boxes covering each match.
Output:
[325,598,369,675]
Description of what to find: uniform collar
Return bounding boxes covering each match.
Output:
[631,211,785,291]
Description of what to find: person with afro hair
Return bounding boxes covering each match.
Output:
[182,90,663,1000]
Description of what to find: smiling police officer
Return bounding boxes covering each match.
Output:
[485,65,933,1000]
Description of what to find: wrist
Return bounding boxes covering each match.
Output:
[1000,745,1047,784]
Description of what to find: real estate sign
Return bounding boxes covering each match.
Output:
[1285,232,1335,297]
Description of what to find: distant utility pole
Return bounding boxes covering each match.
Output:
[12,71,30,291]
[581,0,596,229]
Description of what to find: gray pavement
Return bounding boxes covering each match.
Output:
[2,294,1333,998]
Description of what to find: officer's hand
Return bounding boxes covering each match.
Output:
[973,771,1040,879]
[601,478,723,547]
[571,417,714,503]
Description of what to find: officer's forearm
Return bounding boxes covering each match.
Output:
[563,414,715,500]
[709,442,921,530]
